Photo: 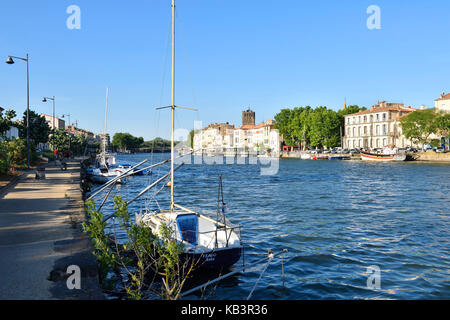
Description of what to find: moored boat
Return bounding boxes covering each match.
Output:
[135,0,242,271]
[360,148,406,162]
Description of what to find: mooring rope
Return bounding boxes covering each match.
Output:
[180,249,287,298]
[246,255,273,300]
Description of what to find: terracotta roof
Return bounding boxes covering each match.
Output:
[346,105,416,116]
[435,93,450,101]
[235,123,266,130]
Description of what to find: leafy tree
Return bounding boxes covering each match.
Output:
[7,138,27,169]
[0,109,17,138]
[275,105,366,149]
[112,133,144,152]
[18,110,50,144]
[71,134,87,156]
[141,137,172,149]
[49,129,70,153]
[274,108,295,146]
[0,141,9,174]
[436,113,450,137]
[400,109,438,149]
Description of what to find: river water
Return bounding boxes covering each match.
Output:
[93,153,450,300]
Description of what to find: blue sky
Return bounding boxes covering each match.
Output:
[1,0,449,140]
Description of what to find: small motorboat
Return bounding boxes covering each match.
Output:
[313,155,329,160]
[87,167,124,184]
[300,152,311,160]
[329,156,351,160]
[360,147,407,162]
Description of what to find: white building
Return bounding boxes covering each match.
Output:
[343,101,418,150]
[435,92,450,113]
[1,126,19,141]
[40,114,65,130]
[194,113,281,157]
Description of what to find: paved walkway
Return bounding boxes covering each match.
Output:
[0,161,103,300]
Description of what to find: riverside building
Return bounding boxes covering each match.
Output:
[435,92,450,113]
[193,110,281,157]
[343,101,418,150]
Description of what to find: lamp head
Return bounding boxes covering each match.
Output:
[5,57,14,65]
[42,98,47,103]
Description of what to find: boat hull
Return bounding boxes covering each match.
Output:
[181,247,242,270]
[360,151,406,162]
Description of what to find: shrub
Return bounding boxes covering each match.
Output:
[7,139,27,169]
[0,141,9,174]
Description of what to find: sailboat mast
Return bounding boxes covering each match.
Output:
[170,0,175,211]
[103,86,109,153]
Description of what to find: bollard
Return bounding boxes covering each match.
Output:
[35,167,46,180]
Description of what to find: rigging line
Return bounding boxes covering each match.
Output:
[175,7,198,108]
[159,13,173,107]
[247,257,272,301]
[87,159,149,200]
[180,250,286,298]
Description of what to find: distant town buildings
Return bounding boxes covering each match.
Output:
[194,109,281,156]
[40,114,66,130]
[435,92,450,113]
[65,125,106,144]
[343,101,418,150]
[0,126,19,141]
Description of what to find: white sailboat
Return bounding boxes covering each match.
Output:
[88,87,126,184]
[136,0,242,270]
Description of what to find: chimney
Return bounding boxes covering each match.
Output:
[441,92,445,98]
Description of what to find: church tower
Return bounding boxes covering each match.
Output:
[242,109,255,126]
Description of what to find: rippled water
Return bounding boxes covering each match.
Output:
[93,153,450,300]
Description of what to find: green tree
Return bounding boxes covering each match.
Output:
[400,109,438,149]
[19,110,51,144]
[436,113,450,137]
[0,109,17,138]
[112,133,144,152]
[71,134,87,156]
[141,137,172,149]
[0,141,9,174]
[7,138,27,169]
[49,129,70,153]
[274,108,296,146]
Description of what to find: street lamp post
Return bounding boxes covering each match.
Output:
[42,96,56,130]
[6,54,30,169]
[61,113,71,128]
